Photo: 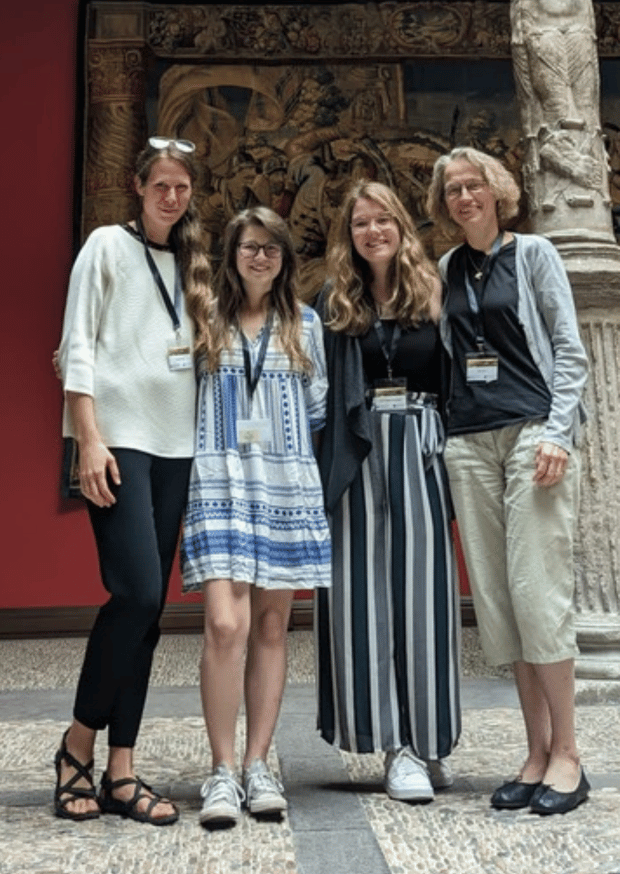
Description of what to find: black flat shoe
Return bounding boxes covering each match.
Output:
[491,779,542,810]
[530,768,590,815]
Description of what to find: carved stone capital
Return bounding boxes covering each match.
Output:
[559,243,620,308]
[576,617,620,679]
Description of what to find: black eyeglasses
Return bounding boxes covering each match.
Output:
[238,241,283,259]
[149,136,196,154]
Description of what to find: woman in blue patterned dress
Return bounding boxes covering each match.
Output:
[181,206,330,826]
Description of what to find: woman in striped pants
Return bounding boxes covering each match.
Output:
[315,180,461,802]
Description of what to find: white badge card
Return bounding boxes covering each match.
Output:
[371,377,407,411]
[167,337,193,371]
[237,418,271,445]
[466,352,499,384]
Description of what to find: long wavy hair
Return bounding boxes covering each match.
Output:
[425,146,521,239]
[134,140,212,344]
[197,206,312,375]
[324,180,438,335]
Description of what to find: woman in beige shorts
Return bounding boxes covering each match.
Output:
[426,146,589,816]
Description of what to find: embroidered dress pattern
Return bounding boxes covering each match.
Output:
[182,307,331,590]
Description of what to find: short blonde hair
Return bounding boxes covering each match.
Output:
[426,147,521,238]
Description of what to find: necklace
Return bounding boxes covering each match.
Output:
[466,244,487,281]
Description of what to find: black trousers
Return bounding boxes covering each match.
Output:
[73,449,192,748]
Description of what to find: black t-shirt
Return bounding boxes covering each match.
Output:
[445,240,551,435]
[360,318,442,395]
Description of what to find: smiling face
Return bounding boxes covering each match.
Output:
[235,222,283,296]
[350,197,401,269]
[443,158,499,240]
[135,157,192,243]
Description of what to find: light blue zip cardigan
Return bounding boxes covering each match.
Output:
[438,233,588,452]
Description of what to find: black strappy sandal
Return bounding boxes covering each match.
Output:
[98,772,179,826]
[54,729,100,821]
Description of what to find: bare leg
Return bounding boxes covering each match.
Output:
[534,659,581,791]
[513,658,580,791]
[243,588,295,769]
[200,579,251,770]
[513,660,551,783]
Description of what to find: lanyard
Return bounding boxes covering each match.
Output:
[373,318,402,380]
[136,216,183,332]
[241,311,274,400]
[463,232,503,350]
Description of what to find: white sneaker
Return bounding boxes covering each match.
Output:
[427,759,454,789]
[243,759,288,815]
[199,764,245,825]
[384,748,434,801]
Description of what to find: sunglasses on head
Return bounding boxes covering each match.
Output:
[148,136,196,154]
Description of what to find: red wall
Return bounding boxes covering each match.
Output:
[0,2,193,609]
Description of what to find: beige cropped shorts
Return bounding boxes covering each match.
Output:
[445,420,580,666]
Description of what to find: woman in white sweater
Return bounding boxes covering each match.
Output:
[55,137,211,825]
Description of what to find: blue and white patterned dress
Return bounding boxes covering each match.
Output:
[181,306,331,591]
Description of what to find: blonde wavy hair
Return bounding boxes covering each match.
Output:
[134,140,213,343]
[425,146,521,239]
[324,180,438,335]
[197,206,312,375]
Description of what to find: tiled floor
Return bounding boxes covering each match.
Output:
[1,630,619,874]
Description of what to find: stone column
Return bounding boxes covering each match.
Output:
[81,3,148,239]
[511,0,620,678]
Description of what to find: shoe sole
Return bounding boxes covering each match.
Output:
[248,797,288,815]
[386,787,434,802]
[491,800,531,810]
[199,808,240,825]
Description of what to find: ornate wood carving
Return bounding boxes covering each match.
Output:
[83,42,147,235]
[142,2,620,60]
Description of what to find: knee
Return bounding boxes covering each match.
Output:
[253,607,289,648]
[106,587,162,627]
[204,614,247,653]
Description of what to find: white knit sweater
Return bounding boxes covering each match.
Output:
[59,224,196,457]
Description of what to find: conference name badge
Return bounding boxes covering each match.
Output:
[167,338,193,371]
[237,418,271,445]
[466,351,499,383]
[370,377,408,411]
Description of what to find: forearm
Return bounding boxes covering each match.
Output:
[65,391,103,448]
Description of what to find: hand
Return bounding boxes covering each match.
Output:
[78,441,121,507]
[52,349,61,380]
[533,441,568,487]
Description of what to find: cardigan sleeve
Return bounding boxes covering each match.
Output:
[518,236,589,451]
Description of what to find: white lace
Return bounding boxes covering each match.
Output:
[389,747,428,778]
[245,763,284,801]
[201,768,245,808]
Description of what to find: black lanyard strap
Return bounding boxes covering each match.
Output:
[373,318,402,380]
[241,311,274,400]
[136,216,183,332]
[463,232,503,350]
